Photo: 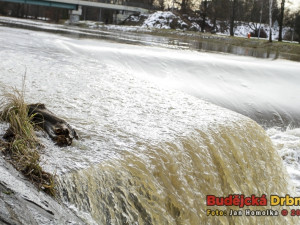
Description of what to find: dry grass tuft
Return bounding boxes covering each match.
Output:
[0,88,56,196]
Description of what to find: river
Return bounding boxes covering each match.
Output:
[0,20,300,225]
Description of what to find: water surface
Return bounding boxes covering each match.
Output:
[0,24,299,225]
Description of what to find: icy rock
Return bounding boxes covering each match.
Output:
[0,155,84,225]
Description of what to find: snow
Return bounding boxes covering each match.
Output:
[129,15,140,23]
[104,24,148,32]
[190,22,200,31]
[138,12,294,41]
[77,11,188,31]
[141,11,187,29]
[218,21,292,40]
[0,11,296,41]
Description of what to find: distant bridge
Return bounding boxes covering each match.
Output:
[0,0,149,13]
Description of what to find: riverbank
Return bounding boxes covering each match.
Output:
[0,152,84,224]
[134,28,300,59]
[1,15,300,61]
[77,14,300,59]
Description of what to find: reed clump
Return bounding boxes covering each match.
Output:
[0,89,55,196]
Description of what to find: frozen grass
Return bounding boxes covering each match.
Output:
[0,88,56,196]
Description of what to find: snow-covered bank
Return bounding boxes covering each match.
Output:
[120,11,296,41]
[0,10,297,43]
[78,11,189,32]
[141,11,187,29]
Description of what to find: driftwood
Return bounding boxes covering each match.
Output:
[27,103,78,146]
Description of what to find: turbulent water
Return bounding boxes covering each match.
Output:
[0,24,300,224]
[267,128,300,193]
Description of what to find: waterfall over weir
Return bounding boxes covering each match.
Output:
[0,25,299,224]
[57,120,294,225]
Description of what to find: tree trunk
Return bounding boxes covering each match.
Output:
[230,0,237,36]
[181,0,189,13]
[269,0,273,42]
[258,2,263,39]
[34,6,40,19]
[28,104,78,146]
[201,0,208,32]
[278,0,285,42]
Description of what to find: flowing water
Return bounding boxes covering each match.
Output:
[1,23,300,225]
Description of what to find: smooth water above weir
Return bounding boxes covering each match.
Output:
[0,25,300,224]
[1,16,300,62]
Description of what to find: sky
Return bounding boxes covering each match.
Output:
[288,0,300,10]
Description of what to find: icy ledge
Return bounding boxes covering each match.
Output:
[0,155,84,225]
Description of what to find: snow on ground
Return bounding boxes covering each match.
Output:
[127,12,294,40]
[105,24,149,32]
[76,11,188,32]
[190,22,200,31]
[220,21,291,39]
[142,11,174,29]
[141,11,187,29]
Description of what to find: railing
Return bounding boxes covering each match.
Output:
[0,0,149,12]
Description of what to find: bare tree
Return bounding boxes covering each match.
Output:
[295,11,300,43]
[149,0,155,10]
[257,1,263,38]
[269,0,273,42]
[278,0,285,41]
[207,0,231,32]
[174,0,190,13]
[201,0,208,32]
[245,0,266,37]
[230,0,237,36]
[158,0,165,10]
